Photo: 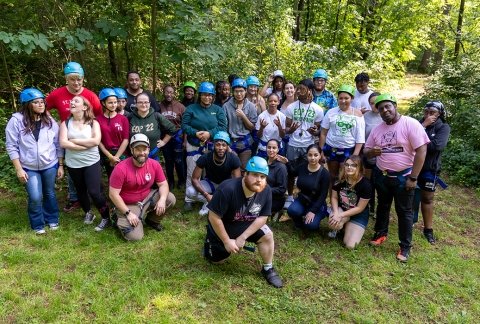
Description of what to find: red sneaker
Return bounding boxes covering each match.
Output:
[370,233,388,246]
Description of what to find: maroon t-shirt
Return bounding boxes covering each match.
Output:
[159,100,185,129]
[97,114,129,150]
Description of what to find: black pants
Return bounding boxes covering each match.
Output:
[162,140,186,189]
[374,168,414,249]
[68,161,109,219]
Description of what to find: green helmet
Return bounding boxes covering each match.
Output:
[375,93,397,107]
[337,85,356,98]
[183,81,197,92]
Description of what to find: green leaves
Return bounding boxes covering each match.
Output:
[0,30,52,54]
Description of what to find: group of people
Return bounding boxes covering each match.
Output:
[6,62,450,288]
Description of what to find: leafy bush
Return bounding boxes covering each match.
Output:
[409,53,480,188]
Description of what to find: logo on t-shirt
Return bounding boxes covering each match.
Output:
[335,114,355,135]
[380,130,404,153]
[145,173,151,181]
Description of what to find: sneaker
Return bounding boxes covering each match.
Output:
[370,233,388,246]
[94,218,111,232]
[145,218,163,231]
[48,223,59,231]
[198,203,209,216]
[84,211,96,225]
[34,228,46,235]
[278,214,292,222]
[396,248,410,263]
[63,200,81,212]
[261,267,283,288]
[184,201,193,212]
[327,230,337,238]
[283,196,293,209]
[423,230,436,244]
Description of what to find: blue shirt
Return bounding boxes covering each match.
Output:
[313,89,337,113]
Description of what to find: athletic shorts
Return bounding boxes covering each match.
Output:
[418,170,437,192]
[204,222,271,262]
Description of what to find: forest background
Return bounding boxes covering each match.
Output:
[0,0,479,190]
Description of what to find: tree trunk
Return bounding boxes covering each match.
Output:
[1,44,16,111]
[151,0,158,96]
[107,38,118,81]
[454,0,465,59]
[331,0,343,47]
[418,49,432,73]
[293,0,305,41]
[304,0,311,42]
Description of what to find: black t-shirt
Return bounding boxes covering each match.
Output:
[292,163,330,213]
[332,177,372,211]
[125,89,160,113]
[207,178,272,227]
[196,151,240,184]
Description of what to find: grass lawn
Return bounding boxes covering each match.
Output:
[0,180,479,323]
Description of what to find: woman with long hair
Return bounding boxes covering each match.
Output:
[329,155,372,248]
[279,81,296,114]
[287,144,330,232]
[265,139,288,218]
[59,95,111,231]
[6,88,64,234]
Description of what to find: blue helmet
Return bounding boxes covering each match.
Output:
[245,156,269,176]
[19,88,45,104]
[213,131,231,145]
[313,69,328,80]
[246,76,260,87]
[198,82,216,95]
[99,88,117,101]
[114,87,128,99]
[64,62,84,77]
[231,78,246,89]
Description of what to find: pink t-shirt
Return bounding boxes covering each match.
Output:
[110,157,166,204]
[97,114,130,150]
[365,116,430,172]
[46,86,102,122]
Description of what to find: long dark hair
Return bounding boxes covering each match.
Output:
[20,100,52,135]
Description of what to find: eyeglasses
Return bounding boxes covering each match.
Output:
[137,101,150,105]
[344,163,358,168]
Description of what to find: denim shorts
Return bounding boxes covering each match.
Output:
[348,208,369,229]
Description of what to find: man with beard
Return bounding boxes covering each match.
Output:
[312,69,337,113]
[186,131,241,216]
[159,85,186,189]
[109,134,176,241]
[124,71,160,113]
[283,79,324,208]
[364,94,429,262]
[203,156,283,288]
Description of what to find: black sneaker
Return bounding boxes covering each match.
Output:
[261,267,283,288]
[423,230,436,244]
[64,200,80,212]
[94,218,111,232]
[184,201,193,212]
[396,247,410,263]
[145,219,163,232]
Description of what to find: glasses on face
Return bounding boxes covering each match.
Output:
[344,163,358,168]
[314,79,326,83]
[137,101,150,105]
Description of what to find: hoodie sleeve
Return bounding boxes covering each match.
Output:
[181,107,198,136]
[5,115,21,161]
[157,113,177,136]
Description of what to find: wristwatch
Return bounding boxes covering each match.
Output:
[124,209,131,216]
[408,176,418,181]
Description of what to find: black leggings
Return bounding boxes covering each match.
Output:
[68,161,109,219]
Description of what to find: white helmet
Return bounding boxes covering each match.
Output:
[130,133,150,148]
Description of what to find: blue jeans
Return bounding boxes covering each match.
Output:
[287,199,328,230]
[25,167,60,230]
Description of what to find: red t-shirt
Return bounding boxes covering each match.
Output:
[110,157,166,204]
[46,86,102,121]
[97,114,130,150]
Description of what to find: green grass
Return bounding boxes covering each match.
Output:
[0,182,479,323]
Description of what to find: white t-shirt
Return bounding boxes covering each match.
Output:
[351,89,373,111]
[255,110,287,151]
[285,100,324,148]
[321,107,365,148]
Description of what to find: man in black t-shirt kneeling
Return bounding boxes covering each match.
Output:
[204,156,283,288]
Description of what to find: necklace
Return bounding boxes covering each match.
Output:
[213,153,226,166]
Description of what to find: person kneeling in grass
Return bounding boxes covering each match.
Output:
[203,156,283,288]
[328,155,371,249]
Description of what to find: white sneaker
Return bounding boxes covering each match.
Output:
[198,203,209,216]
[84,211,96,224]
[328,230,337,238]
[48,223,59,231]
[35,228,46,235]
